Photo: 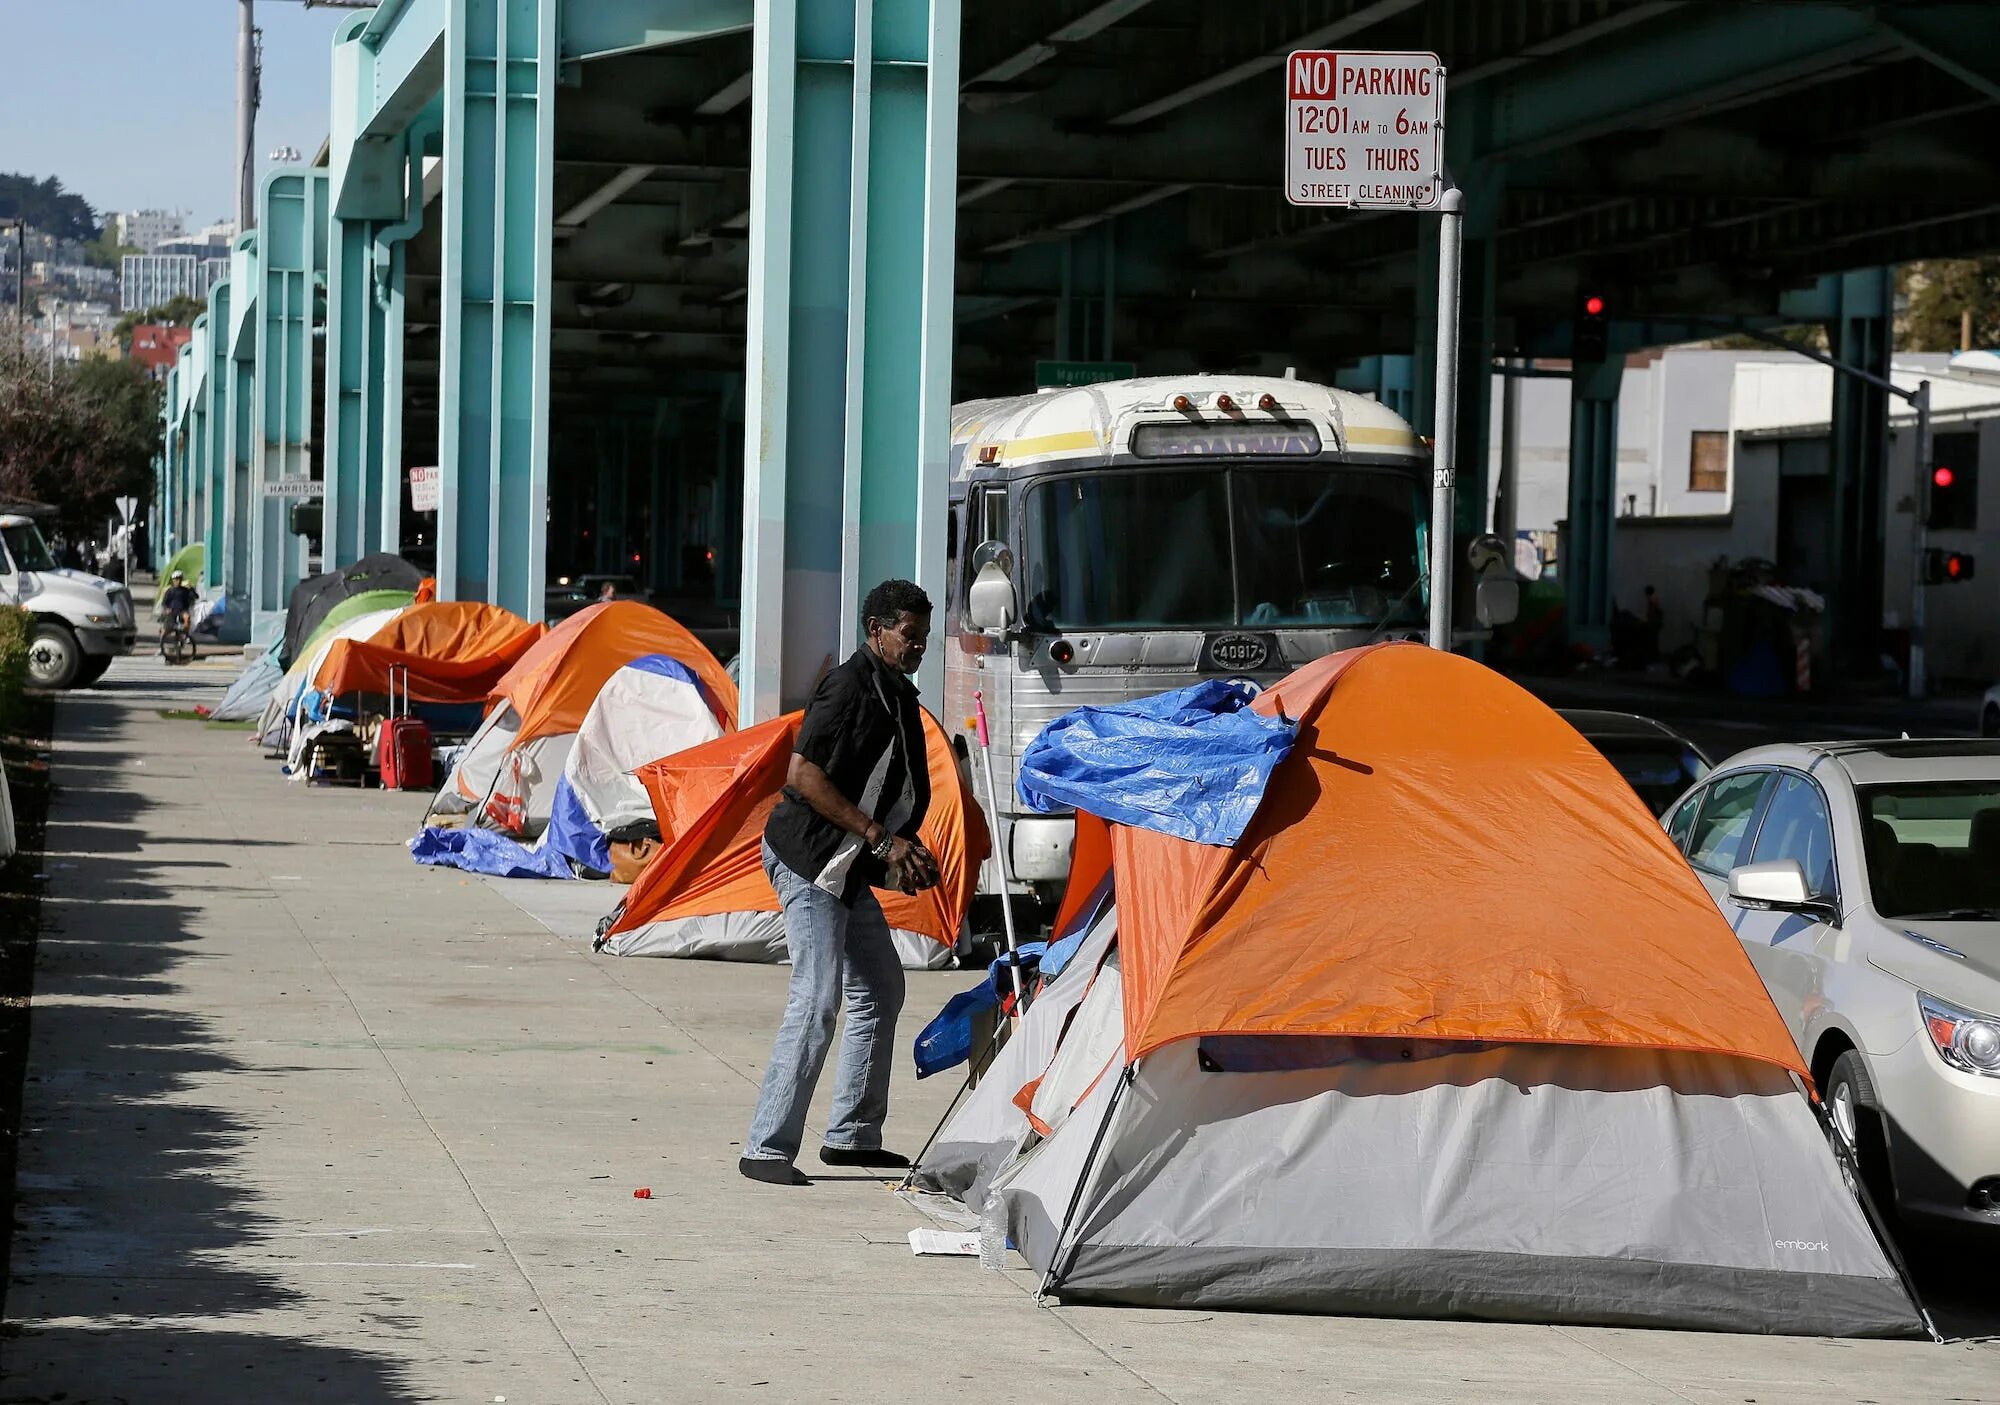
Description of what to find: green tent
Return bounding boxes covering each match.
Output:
[293,589,415,660]
[163,541,206,585]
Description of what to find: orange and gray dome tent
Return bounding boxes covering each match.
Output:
[594,710,990,971]
[312,600,545,706]
[922,644,1925,1337]
[426,601,737,835]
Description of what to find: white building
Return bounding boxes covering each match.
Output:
[1493,347,2000,682]
[113,209,186,255]
[120,253,228,312]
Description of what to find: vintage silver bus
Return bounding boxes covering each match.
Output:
[945,372,1476,904]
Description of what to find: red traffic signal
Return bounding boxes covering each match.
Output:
[1923,547,1977,584]
[1934,465,1956,489]
[1583,295,1606,317]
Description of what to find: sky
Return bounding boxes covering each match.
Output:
[0,0,352,226]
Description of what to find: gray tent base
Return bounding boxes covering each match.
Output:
[1043,1243,1923,1338]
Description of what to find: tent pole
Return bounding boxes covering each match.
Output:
[972,690,1026,1007]
[1035,1060,1137,1303]
[897,1010,1011,1192]
[1797,1072,1939,1341]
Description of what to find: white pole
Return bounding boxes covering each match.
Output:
[1427,181,1465,650]
[972,690,1025,1005]
[1908,379,1932,700]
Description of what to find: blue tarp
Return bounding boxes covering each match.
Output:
[912,942,1048,1079]
[409,824,576,880]
[1016,680,1296,846]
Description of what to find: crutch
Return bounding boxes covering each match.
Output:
[970,690,1027,1008]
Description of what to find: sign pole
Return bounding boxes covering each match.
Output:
[1427,179,1464,651]
[1908,379,1932,700]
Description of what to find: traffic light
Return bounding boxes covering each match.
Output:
[1927,433,1978,529]
[1574,291,1610,363]
[1922,547,1976,585]
[288,500,324,545]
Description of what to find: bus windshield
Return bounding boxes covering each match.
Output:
[1020,467,1424,631]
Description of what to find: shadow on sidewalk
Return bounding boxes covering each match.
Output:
[3,691,424,1402]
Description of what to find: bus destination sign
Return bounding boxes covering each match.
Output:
[1284,50,1445,210]
[1131,424,1322,459]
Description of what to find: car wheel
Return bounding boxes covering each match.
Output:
[26,623,83,690]
[1826,1050,1896,1212]
[1984,704,2000,738]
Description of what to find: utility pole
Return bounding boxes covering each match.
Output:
[237,0,257,234]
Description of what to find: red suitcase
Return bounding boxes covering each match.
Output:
[377,666,434,791]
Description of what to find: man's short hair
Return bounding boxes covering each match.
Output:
[863,578,932,628]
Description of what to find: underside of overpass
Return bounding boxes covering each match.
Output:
[166,0,2000,711]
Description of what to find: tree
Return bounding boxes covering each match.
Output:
[0,173,98,242]
[0,346,160,532]
[83,225,141,271]
[1901,258,2000,353]
[112,295,207,352]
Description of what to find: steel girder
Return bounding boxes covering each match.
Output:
[739,0,961,718]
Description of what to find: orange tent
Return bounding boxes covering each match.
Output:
[314,600,544,705]
[1108,642,1806,1077]
[601,710,990,956]
[491,601,736,736]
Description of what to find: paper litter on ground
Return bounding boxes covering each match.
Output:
[908,1228,980,1256]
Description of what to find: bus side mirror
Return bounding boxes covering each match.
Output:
[967,561,1017,633]
[1476,576,1519,627]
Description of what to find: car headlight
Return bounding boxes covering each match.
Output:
[85,613,114,625]
[1919,993,2000,1077]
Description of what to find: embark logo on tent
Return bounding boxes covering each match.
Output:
[1774,1238,1831,1252]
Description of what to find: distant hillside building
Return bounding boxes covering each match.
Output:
[113,209,186,255]
[120,253,226,312]
[127,324,193,379]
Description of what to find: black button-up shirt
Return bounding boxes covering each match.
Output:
[764,647,931,904]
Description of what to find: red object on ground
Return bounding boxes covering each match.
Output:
[632,1187,653,1199]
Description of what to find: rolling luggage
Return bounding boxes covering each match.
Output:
[377,665,435,791]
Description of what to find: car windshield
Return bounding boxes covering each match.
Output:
[1,521,60,572]
[1588,739,1710,817]
[1020,467,1425,631]
[1857,780,2000,919]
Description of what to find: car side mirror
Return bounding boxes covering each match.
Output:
[967,560,1016,634]
[1729,859,1834,920]
[1475,576,1519,627]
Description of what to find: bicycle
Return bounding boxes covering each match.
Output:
[159,612,197,666]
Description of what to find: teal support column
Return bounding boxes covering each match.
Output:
[375,114,442,560]
[204,302,231,589]
[740,0,961,719]
[160,364,179,567]
[437,0,555,615]
[225,232,259,611]
[251,169,330,635]
[1566,356,1625,648]
[326,207,389,566]
[188,316,211,577]
[1827,267,1892,673]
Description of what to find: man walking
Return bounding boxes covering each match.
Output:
[740,579,940,1186]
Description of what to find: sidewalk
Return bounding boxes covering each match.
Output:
[4,655,1997,1403]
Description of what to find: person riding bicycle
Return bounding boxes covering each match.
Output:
[159,570,199,633]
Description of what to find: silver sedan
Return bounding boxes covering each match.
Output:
[1663,740,2000,1231]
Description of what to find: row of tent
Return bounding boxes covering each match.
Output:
[906,644,1932,1339]
[208,563,1932,1337]
[210,555,988,973]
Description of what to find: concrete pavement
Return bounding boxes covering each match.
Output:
[4,653,1998,1403]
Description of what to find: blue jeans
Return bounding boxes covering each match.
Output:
[743,840,906,1163]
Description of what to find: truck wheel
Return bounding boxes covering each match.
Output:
[74,655,113,687]
[26,623,83,690]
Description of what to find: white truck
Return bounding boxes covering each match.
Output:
[1,512,138,688]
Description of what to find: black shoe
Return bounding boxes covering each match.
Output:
[818,1146,911,1169]
[739,1157,811,1186]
